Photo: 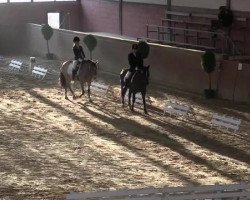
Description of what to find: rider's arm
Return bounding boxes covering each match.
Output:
[128,53,135,72]
[73,46,80,60]
[136,52,144,68]
[80,46,85,59]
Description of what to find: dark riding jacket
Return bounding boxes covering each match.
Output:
[73,45,85,61]
[128,52,143,72]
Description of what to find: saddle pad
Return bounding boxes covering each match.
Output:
[67,63,74,76]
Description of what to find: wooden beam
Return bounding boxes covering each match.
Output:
[167,0,172,41]
[119,0,123,35]
[227,0,231,9]
[167,0,171,11]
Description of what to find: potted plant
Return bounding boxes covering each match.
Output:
[201,51,216,99]
[218,6,233,28]
[41,24,54,60]
[138,41,150,85]
[138,40,150,59]
[83,34,97,60]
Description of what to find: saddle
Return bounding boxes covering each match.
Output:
[71,60,89,80]
[72,61,81,80]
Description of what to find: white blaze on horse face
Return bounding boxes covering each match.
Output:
[67,63,74,76]
[95,61,99,69]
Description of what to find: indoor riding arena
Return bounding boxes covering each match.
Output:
[0,0,249,199]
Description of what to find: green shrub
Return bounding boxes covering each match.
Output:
[138,41,150,59]
[41,24,53,55]
[83,34,97,60]
[201,51,216,90]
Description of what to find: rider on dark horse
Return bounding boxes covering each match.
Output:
[124,44,144,88]
[72,36,86,81]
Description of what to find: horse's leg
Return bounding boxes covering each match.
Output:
[121,85,127,107]
[142,91,148,114]
[68,83,76,99]
[87,81,92,102]
[64,87,69,100]
[131,93,136,111]
[79,82,85,97]
[128,90,132,109]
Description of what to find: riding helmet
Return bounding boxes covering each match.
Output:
[73,36,80,42]
[132,44,138,50]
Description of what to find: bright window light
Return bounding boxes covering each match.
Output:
[10,0,31,2]
[0,0,7,3]
[33,0,53,2]
[48,12,60,29]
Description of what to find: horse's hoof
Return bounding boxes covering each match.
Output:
[65,96,69,100]
[144,111,148,115]
[73,96,77,100]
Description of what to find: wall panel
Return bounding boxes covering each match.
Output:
[0,2,82,31]
[231,0,250,12]
[172,0,226,9]
[21,24,250,103]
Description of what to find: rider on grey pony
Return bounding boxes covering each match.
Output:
[124,44,144,87]
[72,36,85,81]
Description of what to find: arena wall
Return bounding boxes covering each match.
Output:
[96,0,250,11]
[22,24,250,103]
[0,1,82,30]
[80,0,250,36]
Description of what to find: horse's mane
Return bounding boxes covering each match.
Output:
[84,59,95,64]
[63,60,72,65]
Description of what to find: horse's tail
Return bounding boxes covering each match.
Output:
[60,72,67,88]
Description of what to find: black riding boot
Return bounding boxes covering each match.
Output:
[72,66,79,81]
[72,70,76,81]
[125,78,130,87]
[123,78,130,89]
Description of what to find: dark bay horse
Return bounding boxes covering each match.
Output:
[60,60,98,100]
[120,66,150,114]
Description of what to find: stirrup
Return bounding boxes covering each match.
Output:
[71,75,75,83]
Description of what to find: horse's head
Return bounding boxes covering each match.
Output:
[145,65,150,80]
[89,60,98,79]
[140,65,150,82]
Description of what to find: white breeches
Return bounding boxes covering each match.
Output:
[72,60,78,69]
[124,71,131,81]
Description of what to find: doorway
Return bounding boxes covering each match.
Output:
[47,12,60,29]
